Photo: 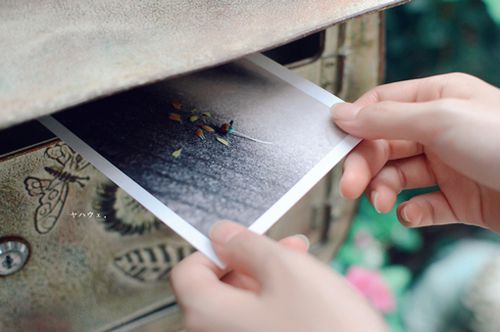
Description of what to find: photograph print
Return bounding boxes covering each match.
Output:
[40,54,359,264]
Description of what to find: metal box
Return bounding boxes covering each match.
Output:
[0,1,406,330]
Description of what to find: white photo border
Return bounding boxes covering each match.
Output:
[39,53,361,267]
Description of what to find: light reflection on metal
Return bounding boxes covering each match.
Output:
[0,238,30,276]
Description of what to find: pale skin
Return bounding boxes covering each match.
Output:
[171,73,500,331]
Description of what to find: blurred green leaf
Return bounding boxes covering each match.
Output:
[484,0,500,24]
[386,0,500,86]
[380,266,412,294]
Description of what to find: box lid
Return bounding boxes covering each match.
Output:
[0,0,407,130]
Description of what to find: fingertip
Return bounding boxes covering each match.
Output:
[339,176,355,199]
[397,202,423,227]
[295,234,310,250]
[279,234,310,253]
[210,223,281,282]
[210,220,246,244]
[371,186,397,214]
[371,190,381,213]
[341,149,376,199]
[339,170,365,200]
[330,102,352,114]
[331,103,362,122]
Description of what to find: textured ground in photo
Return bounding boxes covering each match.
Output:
[55,59,345,236]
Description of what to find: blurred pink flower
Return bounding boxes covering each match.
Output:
[346,266,396,313]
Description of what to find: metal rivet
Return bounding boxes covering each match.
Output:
[0,238,30,276]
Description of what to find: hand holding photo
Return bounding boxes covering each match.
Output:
[39,54,360,266]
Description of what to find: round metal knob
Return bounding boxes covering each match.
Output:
[0,239,30,276]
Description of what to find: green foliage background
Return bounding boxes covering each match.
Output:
[385,0,500,85]
[338,2,499,330]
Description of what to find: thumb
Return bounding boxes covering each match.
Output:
[210,221,285,282]
[332,99,463,144]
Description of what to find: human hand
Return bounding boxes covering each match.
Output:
[332,73,500,232]
[170,221,387,332]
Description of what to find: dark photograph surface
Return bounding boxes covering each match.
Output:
[53,57,347,236]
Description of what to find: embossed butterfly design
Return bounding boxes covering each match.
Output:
[24,142,90,234]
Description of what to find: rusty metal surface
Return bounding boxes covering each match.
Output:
[0,0,407,130]
[0,140,193,331]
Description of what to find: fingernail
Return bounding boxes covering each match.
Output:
[210,220,244,244]
[400,204,422,225]
[332,103,361,121]
[371,191,381,213]
[295,234,310,249]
